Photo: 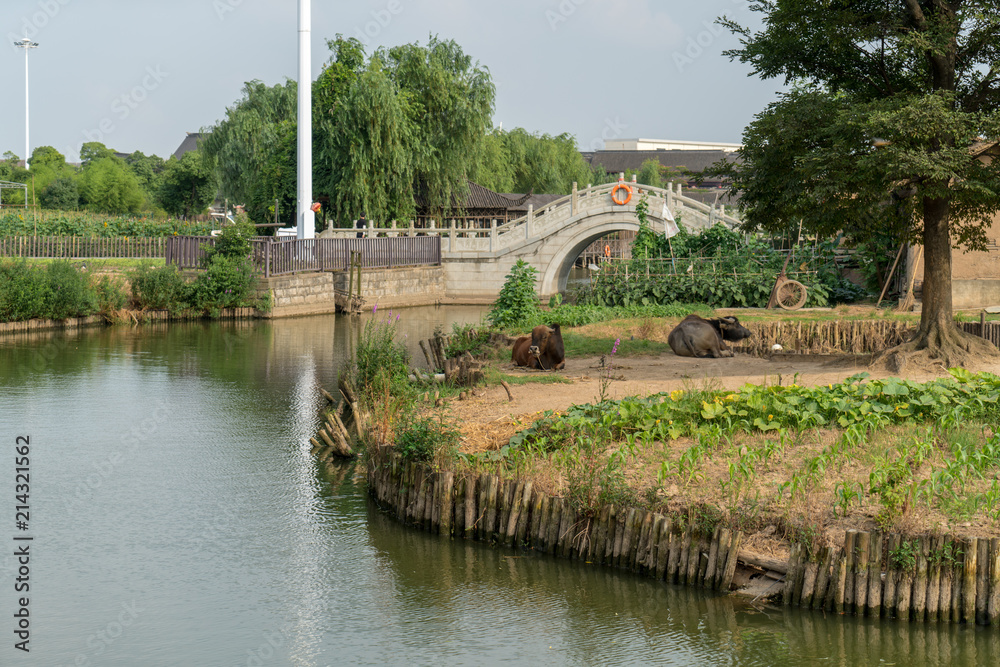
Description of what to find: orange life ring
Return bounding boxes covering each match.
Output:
[604,244,611,257]
[611,183,632,205]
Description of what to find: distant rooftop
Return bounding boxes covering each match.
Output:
[173,132,202,160]
[603,138,742,152]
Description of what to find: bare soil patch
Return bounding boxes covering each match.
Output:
[443,347,1000,562]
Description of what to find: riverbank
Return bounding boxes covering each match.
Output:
[355,310,1000,625]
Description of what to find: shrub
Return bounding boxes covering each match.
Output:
[190,255,258,313]
[39,177,79,210]
[488,259,540,328]
[351,308,412,402]
[129,264,190,310]
[0,260,47,322]
[205,221,256,261]
[396,416,461,462]
[44,261,96,319]
[94,275,128,314]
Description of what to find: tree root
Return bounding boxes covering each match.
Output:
[870,323,1000,374]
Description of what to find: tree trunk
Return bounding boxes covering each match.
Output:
[877,193,999,371]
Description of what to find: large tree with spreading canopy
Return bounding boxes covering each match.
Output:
[714,0,1000,370]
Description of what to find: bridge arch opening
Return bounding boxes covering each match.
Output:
[539,221,644,297]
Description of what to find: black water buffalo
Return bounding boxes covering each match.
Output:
[667,314,752,358]
[511,324,565,370]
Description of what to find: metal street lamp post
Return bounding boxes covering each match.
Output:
[14,36,39,166]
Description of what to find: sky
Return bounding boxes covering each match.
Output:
[0,0,783,164]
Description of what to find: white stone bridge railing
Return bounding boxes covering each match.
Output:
[321,182,742,257]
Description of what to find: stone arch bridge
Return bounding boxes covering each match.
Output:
[327,182,741,301]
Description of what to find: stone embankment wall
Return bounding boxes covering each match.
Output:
[368,455,1000,626]
[261,266,445,318]
[0,308,258,335]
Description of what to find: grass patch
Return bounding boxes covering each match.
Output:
[562,331,673,357]
[484,367,572,386]
[24,258,165,269]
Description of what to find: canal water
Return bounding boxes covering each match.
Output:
[0,307,997,666]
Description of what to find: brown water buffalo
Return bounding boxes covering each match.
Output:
[667,314,752,358]
[511,324,565,370]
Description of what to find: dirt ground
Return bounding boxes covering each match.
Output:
[441,338,1000,570]
[451,350,996,430]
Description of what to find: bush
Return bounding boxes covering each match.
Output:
[351,308,412,402]
[190,255,258,313]
[396,416,462,462]
[94,275,128,313]
[44,261,96,319]
[129,264,190,310]
[0,260,47,322]
[0,260,96,321]
[488,259,540,328]
[205,221,256,261]
[39,177,79,210]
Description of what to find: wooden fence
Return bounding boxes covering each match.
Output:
[0,236,167,259]
[165,235,442,277]
[364,454,1000,626]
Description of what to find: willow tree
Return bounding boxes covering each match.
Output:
[715,1,1000,369]
[201,80,297,213]
[321,59,414,226]
[380,36,495,218]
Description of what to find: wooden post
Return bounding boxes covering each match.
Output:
[720,531,742,591]
[866,533,883,618]
[678,526,693,585]
[832,551,848,614]
[977,537,990,625]
[705,527,722,587]
[514,482,532,547]
[912,536,929,622]
[714,528,731,591]
[655,517,671,580]
[546,498,563,555]
[964,537,979,624]
[927,534,943,622]
[854,532,871,614]
[812,547,834,610]
[439,472,454,537]
[844,530,858,614]
[989,537,1000,626]
[784,543,802,606]
[667,522,682,583]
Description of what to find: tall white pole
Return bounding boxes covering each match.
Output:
[296,0,314,239]
[24,46,29,164]
[14,37,38,166]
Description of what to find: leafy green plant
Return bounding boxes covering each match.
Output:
[396,416,461,462]
[487,259,540,328]
[0,259,48,322]
[349,307,413,404]
[129,264,190,311]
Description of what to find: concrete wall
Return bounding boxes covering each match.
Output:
[260,265,445,317]
[331,265,445,309]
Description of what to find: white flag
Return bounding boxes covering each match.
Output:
[662,201,679,238]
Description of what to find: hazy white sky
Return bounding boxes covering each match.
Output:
[1,0,781,163]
